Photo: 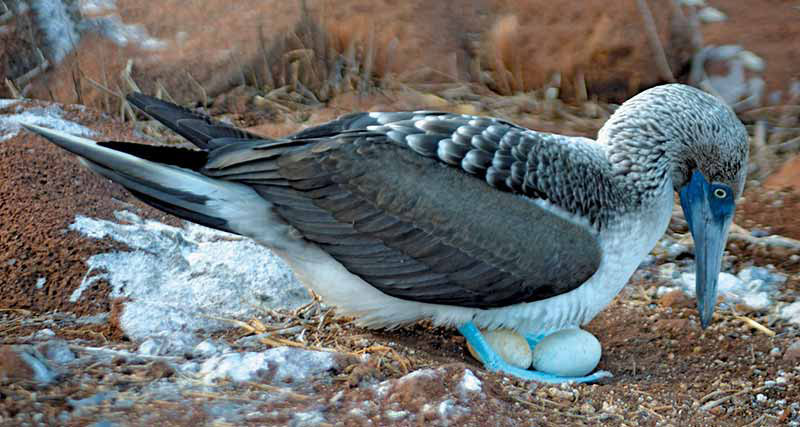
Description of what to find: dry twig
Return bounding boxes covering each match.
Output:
[635,0,675,82]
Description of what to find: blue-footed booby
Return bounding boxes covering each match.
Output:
[23,83,749,383]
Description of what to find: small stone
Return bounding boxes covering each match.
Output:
[782,340,800,361]
[708,45,743,61]
[385,410,409,420]
[36,340,76,364]
[457,369,482,398]
[34,329,56,340]
[546,387,575,400]
[770,347,781,356]
[146,360,174,379]
[601,401,618,414]
[750,229,769,238]
[709,406,725,416]
[781,303,800,326]
[756,394,767,403]
[138,338,167,356]
[738,292,770,312]
[659,290,693,309]
[194,340,229,357]
[579,403,596,415]
[698,7,727,23]
[666,243,690,258]
[68,391,118,410]
[739,51,765,72]
[252,95,269,108]
[658,263,680,280]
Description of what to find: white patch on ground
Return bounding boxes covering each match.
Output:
[398,368,437,383]
[35,277,47,289]
[781,302,800,326]
[661,266,785,311]
[291,411,327,426]
[68,210,309,341]
[80,0,116,15]
[0,104,96,142]
[30,0,81,63]
[457,369,482,398]
[198,347,336,386]
[0,100,19,109]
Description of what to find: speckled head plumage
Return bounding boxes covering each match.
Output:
[601,84,749,199]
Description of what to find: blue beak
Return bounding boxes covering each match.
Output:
[679,171,735,328]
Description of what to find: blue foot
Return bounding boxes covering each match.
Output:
[524,331,551,349]
[459,322,611,384]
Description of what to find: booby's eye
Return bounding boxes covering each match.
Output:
[713,188,727,199]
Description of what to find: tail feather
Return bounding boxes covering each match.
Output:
[22,123,267,235]
[125,93,265,149]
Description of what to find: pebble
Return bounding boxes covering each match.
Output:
[194,340,230,357]
[667,243,690,258]
[782,340,800,361]
[532,329,602,377]
[457,369,482,398]
[740,292,770,312]
[738,267,786,286]
[756,393,767,403]
[36,340,76,364]
[659,289,693,308]
[68,391,118,411]
[138,338,168,356]
[658,263,680,280]
[385,410,409,421]
[781,302,800,326]
[34,328,56,340]
[698,6,727,22]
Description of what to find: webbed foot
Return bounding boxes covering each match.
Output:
[459,322,611,384]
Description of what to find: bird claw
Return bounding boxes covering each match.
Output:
[459,322,611,384]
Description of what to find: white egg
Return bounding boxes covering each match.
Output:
[531,328,602,377]
[467,328,532,369]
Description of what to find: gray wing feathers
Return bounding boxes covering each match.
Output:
[207,121,603,308]
[371,113,621,226]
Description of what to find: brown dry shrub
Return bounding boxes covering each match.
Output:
[26,34,138,113]
[479,0,693,101]
[0,9,46,98]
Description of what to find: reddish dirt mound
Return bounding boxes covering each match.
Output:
[0,100,171,315]
[23,0,691,108]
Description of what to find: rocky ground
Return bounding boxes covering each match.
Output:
[2,89,800,426]
[2,1,800,426]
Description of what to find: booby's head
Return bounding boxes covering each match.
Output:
[602,84,749,328]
